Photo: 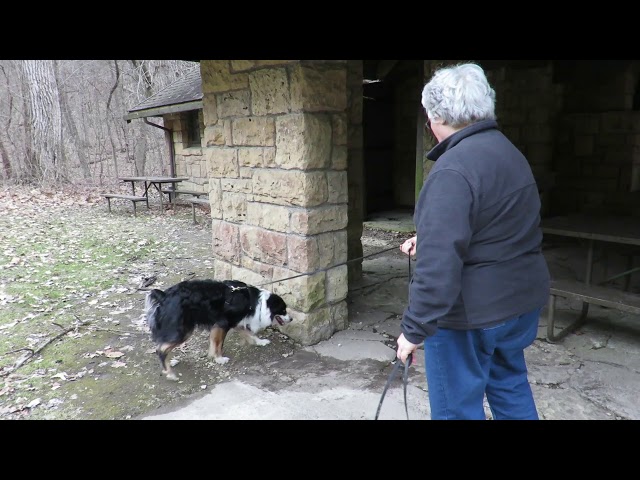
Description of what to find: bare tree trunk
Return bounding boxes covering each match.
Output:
[127,60,155,176]
[22,60,64,183]
[0,137,11,179]
[134,137,147,175]
[82,79,110,180]
[54,60,91,180]
[19,67,37,181]
[0,65,14,180]
[106,60,121,179]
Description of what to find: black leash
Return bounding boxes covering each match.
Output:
[255,234,417,420]
[374,240,415,420]
[375,353,412,420]
[256,244,400,288]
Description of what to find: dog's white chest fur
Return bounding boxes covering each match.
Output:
[236,289,272,333]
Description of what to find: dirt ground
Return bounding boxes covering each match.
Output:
[0,185,409,420]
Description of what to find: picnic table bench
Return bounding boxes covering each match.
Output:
[542,214,640,342]
[548,278,640,342]
[160,188,208,202]
[158,187,209,222]
[187,197,210,223]
[101,193,148,217]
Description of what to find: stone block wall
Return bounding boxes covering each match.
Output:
[487,63,563,217]
[548,62,640,216]
[200,60,350,345]
[562,66,637,113]
[487,63,562,179]
[163,110,208,193]
[552,112,640,216]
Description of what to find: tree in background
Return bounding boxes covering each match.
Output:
[0,60,198,186]
[22,60,65,183]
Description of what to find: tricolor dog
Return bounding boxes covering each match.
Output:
[143,279,292,380]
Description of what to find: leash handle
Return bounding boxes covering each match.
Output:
[374,238,415,420]
[375,353,412,420]
[402,353,410,420]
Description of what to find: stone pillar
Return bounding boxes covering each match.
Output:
[200,60,350,345]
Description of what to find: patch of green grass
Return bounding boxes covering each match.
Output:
[0,196,217,419]
[0,208,164,375]
[1,330,135,419]
[1,239,158,322]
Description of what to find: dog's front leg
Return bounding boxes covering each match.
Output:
[236,327,270,347]
[157,343,180,381]
[208,325,230,364]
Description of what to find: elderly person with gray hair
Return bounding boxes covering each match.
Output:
[396,63,550,420]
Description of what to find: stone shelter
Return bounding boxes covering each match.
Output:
[124,59,640,346]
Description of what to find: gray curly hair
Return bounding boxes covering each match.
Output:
[421,63,496,129]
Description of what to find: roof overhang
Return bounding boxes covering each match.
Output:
[124,100,203,122]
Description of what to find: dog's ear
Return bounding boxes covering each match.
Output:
[266,293,287,315]
[146,288,166,307]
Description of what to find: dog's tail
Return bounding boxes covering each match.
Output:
[144,288,166,331]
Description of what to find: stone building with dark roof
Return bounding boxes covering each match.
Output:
[125,59,640,346]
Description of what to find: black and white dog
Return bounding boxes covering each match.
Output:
[143,279,292,381]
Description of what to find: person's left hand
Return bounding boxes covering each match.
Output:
[396,333,419,365]
[400,236,417,256]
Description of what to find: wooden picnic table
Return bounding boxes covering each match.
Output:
[118,176,189,213]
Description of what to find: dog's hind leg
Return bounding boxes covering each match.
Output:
[235,327,271,347]
[208,325,230,365]
[157,343,180,381]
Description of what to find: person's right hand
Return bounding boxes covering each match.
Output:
[400,236,417,256]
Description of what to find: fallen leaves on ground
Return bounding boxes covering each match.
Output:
[0,184,215,419]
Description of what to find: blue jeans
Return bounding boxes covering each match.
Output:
[423,308,541,420]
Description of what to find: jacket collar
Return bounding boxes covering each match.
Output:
[427,119,499,162]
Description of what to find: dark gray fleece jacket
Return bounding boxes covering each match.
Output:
[401,119,550,344]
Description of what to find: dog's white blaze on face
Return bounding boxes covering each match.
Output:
[261,290,291,328]
[236,290,291,334]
